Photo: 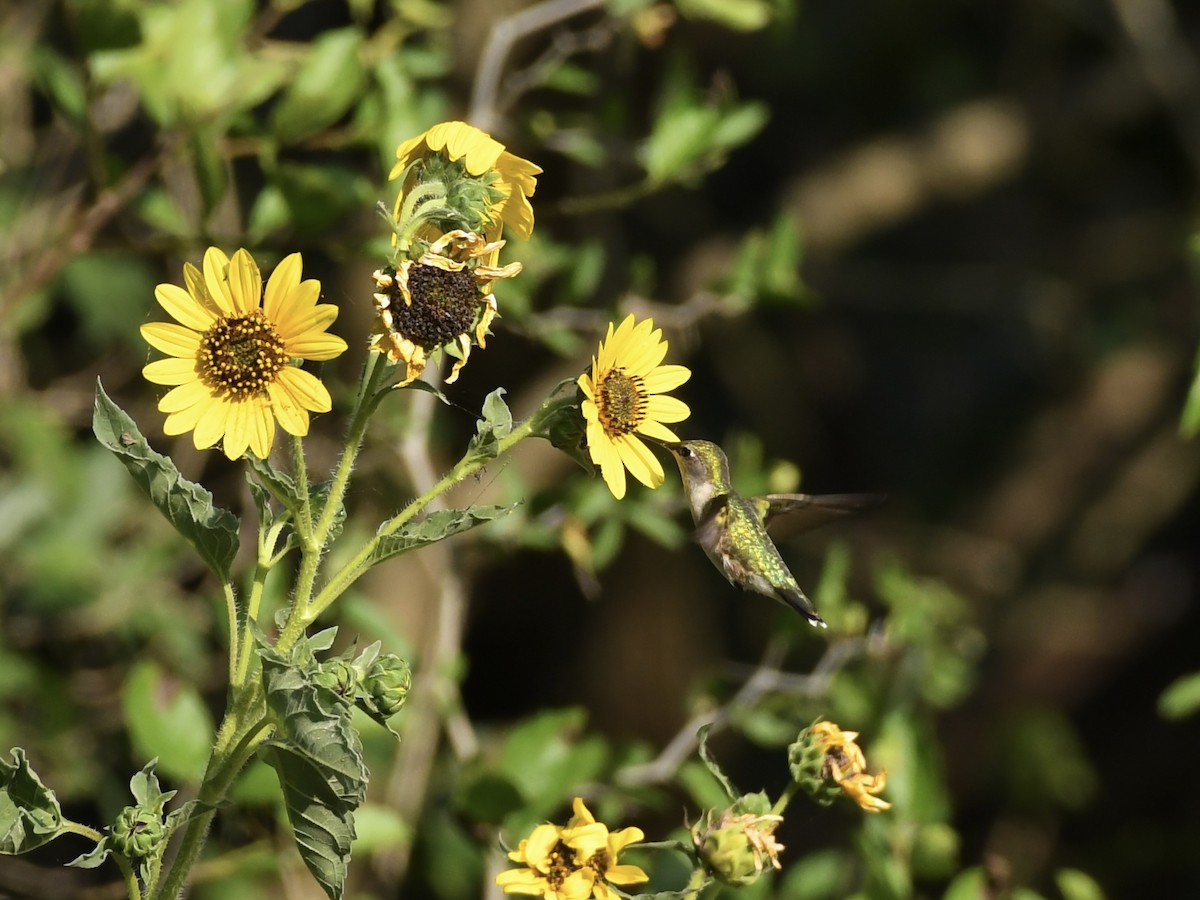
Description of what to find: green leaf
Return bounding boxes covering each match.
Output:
[122,661,215,785]
[371,505,518,565]
[498,709,608,818]
[1158,670,1200,719]
[92,380,240,579]
[0,748,64,855]
[271,28,367,144]
[260,640,369,900]
[696,724,739,801]
[1056,868,1106,900]
[674,0,773,30]
[1181,347,1200,438]
[465,388,514,462]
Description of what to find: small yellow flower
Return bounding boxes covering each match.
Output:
[369,229,521,386]
[578,314,691,499]
[496,823,595,900]
[141,248,347,459]
[497,798,648,900]
[563,798,649,899]
[390,120,541,243]
[807,720,892,813]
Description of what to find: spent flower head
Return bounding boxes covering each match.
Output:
[141,248,347,459]
[790,720,892,813]
[390,120,541,249]
[578,314,691,499]
[369,229,521,386]
[692,798,785,887]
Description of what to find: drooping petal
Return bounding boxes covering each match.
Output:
[192,398,232,451]
[636,418,681,444]
[494,869,544,895]
[275,366,332,414]
[615,434,664,489]
[220,400,252,460]
[268,378,313,436]
[245,400,276,458]
[604,863,650,886]
[158,379,212,413]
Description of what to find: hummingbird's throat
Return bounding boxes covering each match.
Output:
[597,367,646,436]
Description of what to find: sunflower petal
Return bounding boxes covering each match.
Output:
[143,357,199,386]
[154,283,214,331]
[615,434,664,489]
[226,248,263,315]
[158,379,212,414]
[192,398,231,451]
[141,321,201,357]
[264,252,303,322]
[641,364,691,393]
[268,379,312,436]
[276,366,332,413]
[645,394,690,423]
[202,247,235,315]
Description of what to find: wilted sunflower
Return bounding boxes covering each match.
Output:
[390,120,541,244]
[141,248,347,460]
[578,315,691,499]
[369,229,521,386]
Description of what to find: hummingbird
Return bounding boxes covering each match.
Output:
[661,439,882,628]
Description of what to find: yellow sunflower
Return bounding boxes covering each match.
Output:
[141,248,347,460]
[369,229,521,387]
[390,120,541,243]
[562,798,649,900]
[578,314,691,499]
[495,822,595,900]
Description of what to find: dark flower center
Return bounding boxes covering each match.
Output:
[393,264,481,349]
[597,368,646,436]
[199,310,288,399]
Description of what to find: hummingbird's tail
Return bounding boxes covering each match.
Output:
[778,586,828,628]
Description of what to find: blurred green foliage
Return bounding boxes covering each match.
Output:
[4,0,1198,897]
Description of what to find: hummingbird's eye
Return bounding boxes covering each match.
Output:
[678,446,691,458]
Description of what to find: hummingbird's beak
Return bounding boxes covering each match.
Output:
[642,435,679,451]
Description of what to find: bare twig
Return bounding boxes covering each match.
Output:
[615,634,877,789]
[468,0,606,133]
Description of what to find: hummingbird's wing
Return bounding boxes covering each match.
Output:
[753,493,886,540]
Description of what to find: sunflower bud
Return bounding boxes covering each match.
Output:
[314,658,363,703]
[692,793,784,887]
[110,805,164,859]
[361,654,412,720]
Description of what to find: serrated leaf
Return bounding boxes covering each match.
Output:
[0,748,64,855]
[465,388,513,462]
[92,380,239,579]
[247,453,301,511]
[371,505,517,565]
[260,642,368,899]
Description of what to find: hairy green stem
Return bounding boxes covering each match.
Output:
[306,391,574,620]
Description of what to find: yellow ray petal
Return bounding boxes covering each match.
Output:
[158,379,212,413]
[615,434,664,489]
[645,394,690,423]
[143,357,199,386]
[226,248,263,315]
[264,252,303,322]
[641,364,690,394]
[275,366,332,414]
[141,321,201,357]
[154,283,213,331]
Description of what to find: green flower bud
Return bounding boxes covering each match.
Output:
[362,654,412,719]
[314,658,362,702]
[789,720,891,813]
[691,799,784,887]
[110,805,164,859]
